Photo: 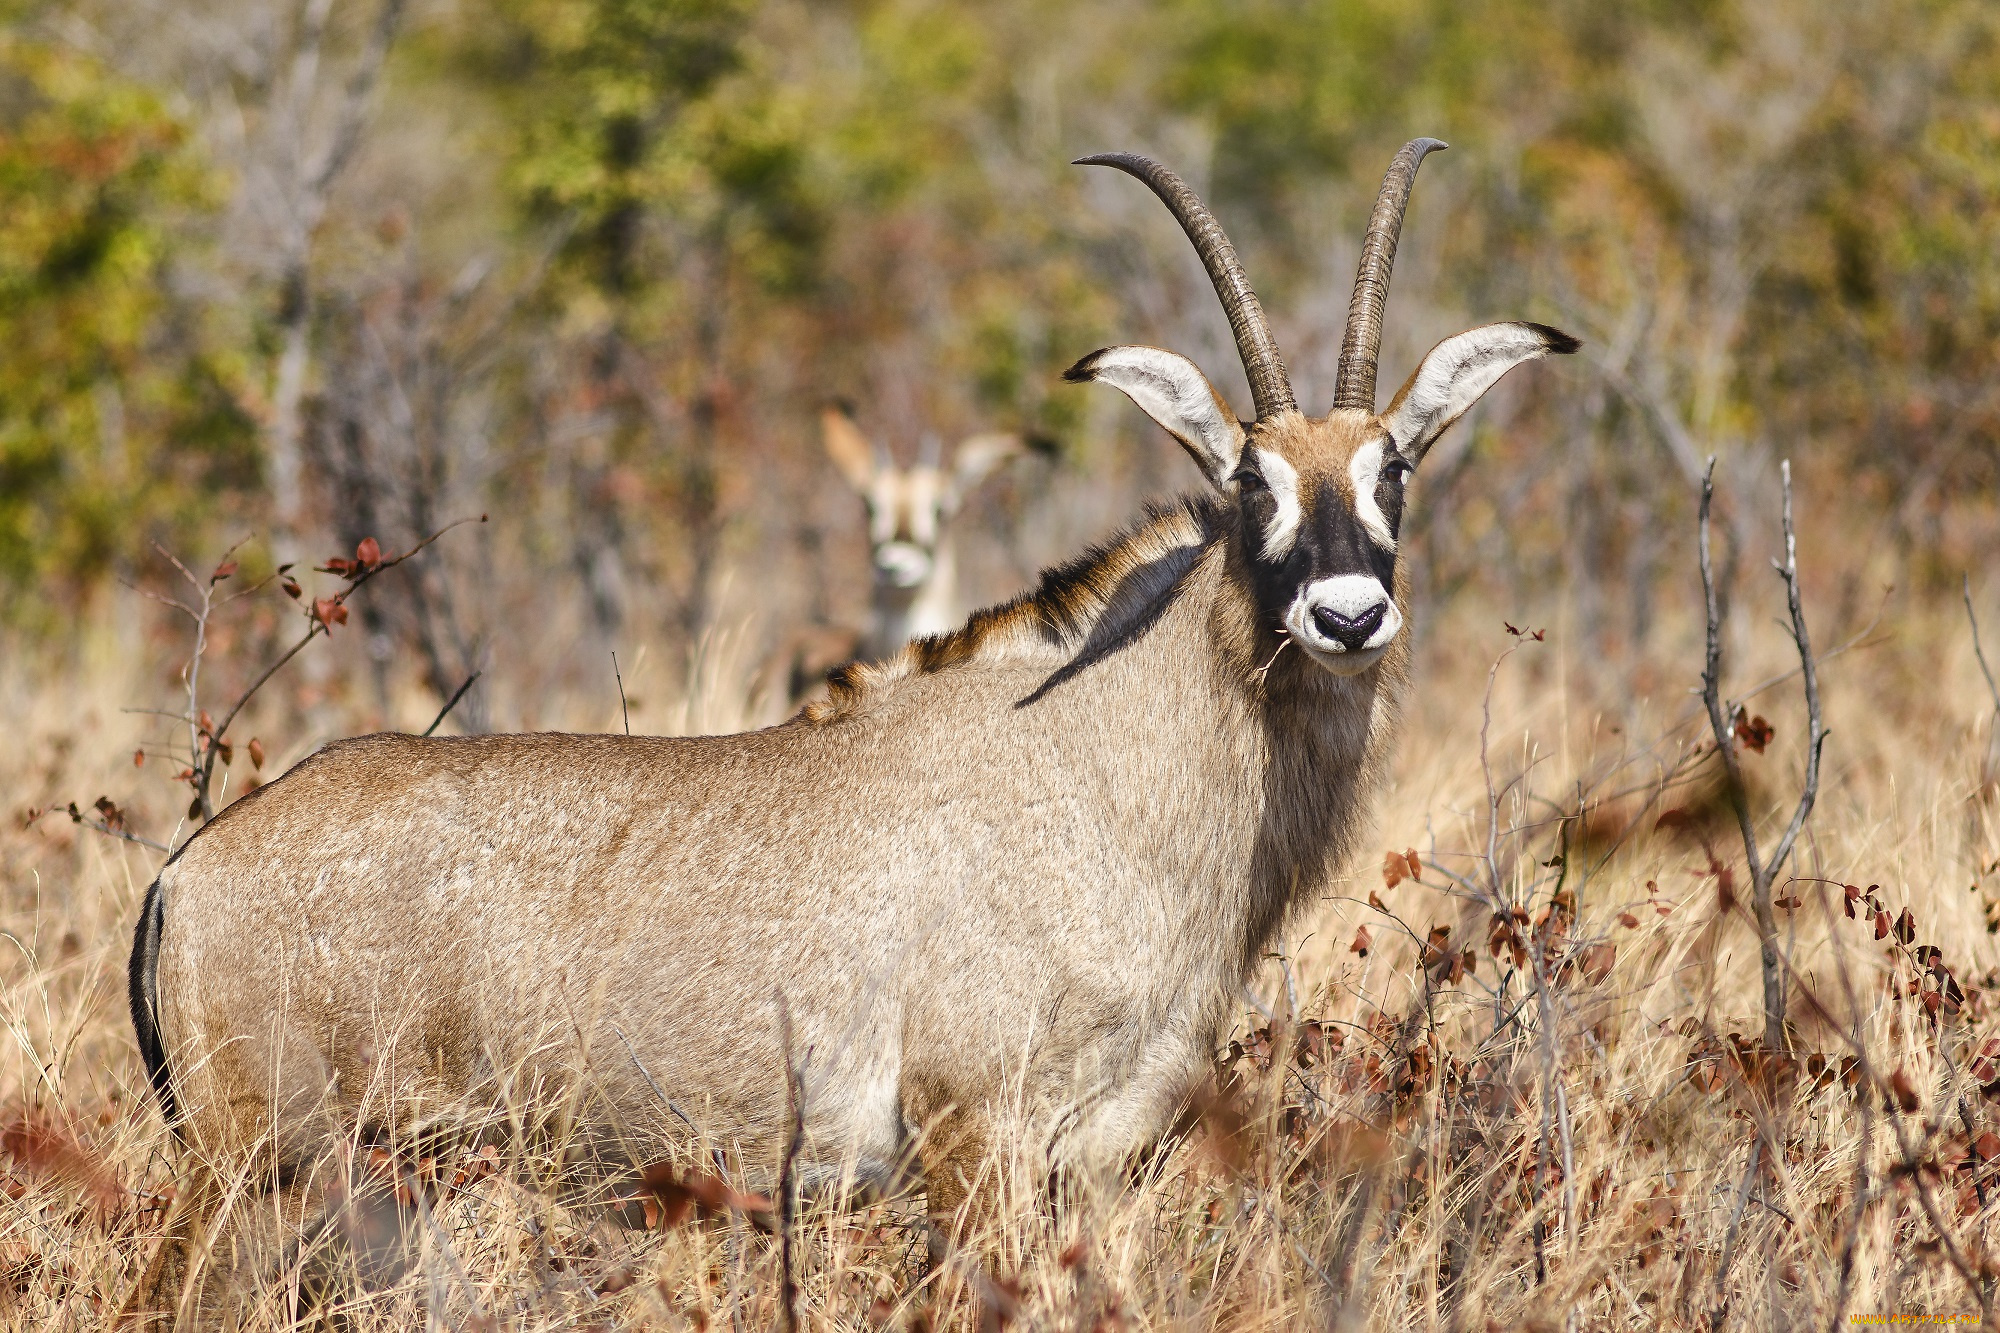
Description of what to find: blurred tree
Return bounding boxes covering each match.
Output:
[2,0,1996,699]
[0,30,255,618]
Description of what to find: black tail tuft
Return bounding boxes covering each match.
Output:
[1524,321,1583,356]
[128,877,180,1127]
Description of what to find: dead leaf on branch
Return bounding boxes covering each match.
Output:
[1732,705,1774,754]
[1383,848,1422,888]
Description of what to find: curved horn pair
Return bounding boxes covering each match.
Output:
[1078,138,1445,419]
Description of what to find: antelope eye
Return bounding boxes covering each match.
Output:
[1382,457,1412,483]
[1232,467,1266,493]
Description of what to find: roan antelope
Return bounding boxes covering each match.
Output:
[820,403,1031,660]
[124,139,1574,1324]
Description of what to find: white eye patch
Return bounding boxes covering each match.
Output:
[1347,440,1397,552]
[1253,447,1301,561]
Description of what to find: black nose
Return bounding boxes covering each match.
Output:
[1311,601,1386,651]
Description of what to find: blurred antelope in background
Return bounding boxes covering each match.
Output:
[821,404,1032,659]
[124,138,1574,1326]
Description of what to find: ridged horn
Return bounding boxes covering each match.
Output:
[1332,137,1448,413]
[1075,152,1295,421]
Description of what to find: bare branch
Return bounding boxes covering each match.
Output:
[1698,456,1802,1054]
[26,803,170,855]
[1763,460,1828,884]
[118,580,199,621]
[77,819,170,855]
[1699,459,1762,875]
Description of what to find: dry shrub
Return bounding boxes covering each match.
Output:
[0,572,1997,1329]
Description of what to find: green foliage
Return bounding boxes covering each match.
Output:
[0,34,253,613]
[3,0,1998,623]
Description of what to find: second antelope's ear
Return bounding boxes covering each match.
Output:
[1064,346,1245,490]
[947,432,1024,507]
[821,404,880,492]
[1380,322,1580,466]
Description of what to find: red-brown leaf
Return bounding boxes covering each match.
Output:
[1383,851,1409,889]
[1350,926,1372,957]
[356,537,382,568]
[1972,1037,2000,1086]
[1890,1069,1921,1113]
[1732,706,1774,754]
[1618,912,1641,929]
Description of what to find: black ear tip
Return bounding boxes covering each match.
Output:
[1527,323,1582,356]
[1062,351,1107,383]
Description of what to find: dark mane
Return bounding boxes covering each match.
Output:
[806,494,1225,722]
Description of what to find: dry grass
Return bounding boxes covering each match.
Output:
[3,572,1999,1330]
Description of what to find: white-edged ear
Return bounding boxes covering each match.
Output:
[821,405,881,492]
[1380,322,1579,464]
[946,433,1024,509]
[1064,346,1245,489]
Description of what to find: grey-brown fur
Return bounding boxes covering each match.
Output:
[123,143,1573,1325]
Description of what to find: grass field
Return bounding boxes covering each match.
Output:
[3,547,1999,1330]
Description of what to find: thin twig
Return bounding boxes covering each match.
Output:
[33,808,170,855]
[774,992,805,1333]
[612,652,630,736]
[609,1023,703,1140]
[1709,1137,1761,1331]
[1967,574,2000,715]
[422,671,481,738]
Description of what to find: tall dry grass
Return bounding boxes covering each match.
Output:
[2,554,1999,1330]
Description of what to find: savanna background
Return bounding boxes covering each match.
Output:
[4,0,2000,1327]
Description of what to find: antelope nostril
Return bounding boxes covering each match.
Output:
[1311,601,1386,650]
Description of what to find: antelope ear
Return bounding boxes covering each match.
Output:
[821,404,880,492]
[1380,322,1579,465]
[947,433,1024,507]
[1064,346,1245,490]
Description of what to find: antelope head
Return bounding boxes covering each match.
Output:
[1068,140,1577,675]
[821,405,1025,594]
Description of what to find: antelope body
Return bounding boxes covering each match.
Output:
[126,140,1573,1323]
